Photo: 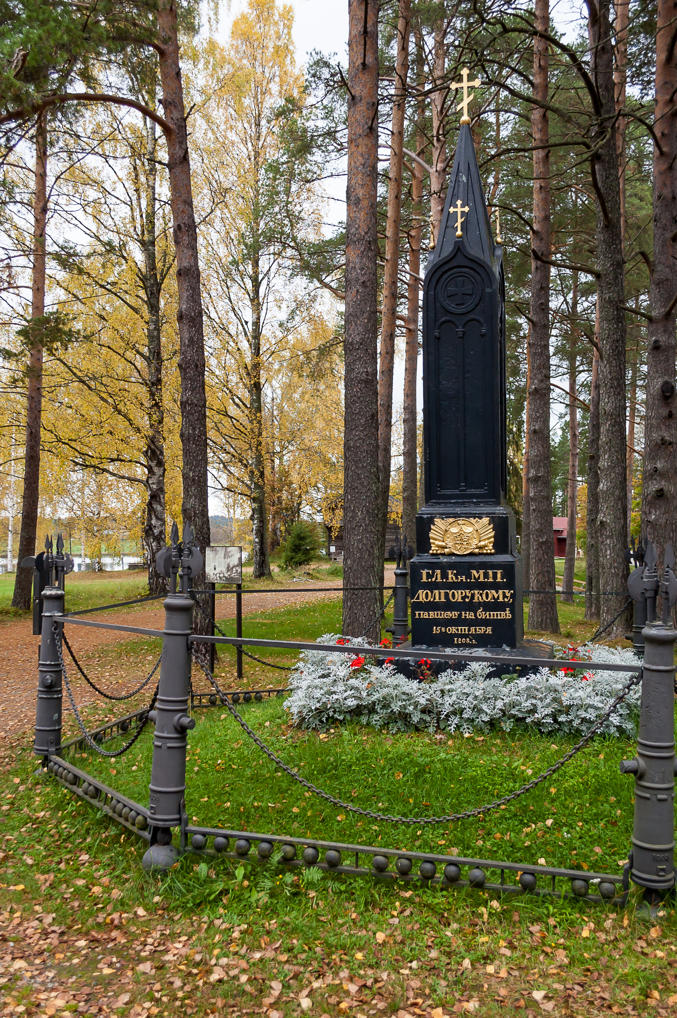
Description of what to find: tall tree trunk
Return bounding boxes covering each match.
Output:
[12,111,47,611]
[6,427,16,572]
[267,395,282,554]
[615,0,631,544]
[377,0,410,580]
[561,272,579,604]
[343,0,380,640]
[521,327,531,593]
[141,116,167,596]
[626,324,638,537]
[527,0,559,633]
[156,0,210,562]
[249,250,270,579]
[429,23,447,248]
[587,0,627,633]
[402,39,424,557]
[585,331,601,620]
[613,0,629,250]
[641,0,677,566]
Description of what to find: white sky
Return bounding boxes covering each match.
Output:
[213,0,349,61]
[216,1,583,64]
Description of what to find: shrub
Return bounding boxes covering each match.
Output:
[280,521,322,569]
[285,638,641,738]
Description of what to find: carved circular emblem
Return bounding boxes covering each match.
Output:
[440,270,482,314]
[429,517,495,555]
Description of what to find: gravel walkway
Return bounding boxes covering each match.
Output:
[0,574,394,740]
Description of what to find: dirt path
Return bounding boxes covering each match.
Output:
[0,574,394,740]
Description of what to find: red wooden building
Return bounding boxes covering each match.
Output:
[553,517,568,557]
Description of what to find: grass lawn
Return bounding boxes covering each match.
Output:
[554,557,587,586]
[72,698,637,875]
[0,560,345,621]
[3,582,676,1017]
[0,569,152,619]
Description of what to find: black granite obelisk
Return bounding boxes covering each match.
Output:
[409,90,523,654]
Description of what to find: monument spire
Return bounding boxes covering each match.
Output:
[406,77,527,658]
[431,117,497,269]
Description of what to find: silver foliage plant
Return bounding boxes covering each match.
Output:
[284,636,642,737]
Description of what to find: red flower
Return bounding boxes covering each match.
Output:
[380,637,392,648]
[582,672,593,681]
[336,638,348,645]
[418,658,432,668]
[350,656,365,669]
[384,657,395,665]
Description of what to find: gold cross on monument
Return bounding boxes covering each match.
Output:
[450,199,470,238]
[451,67,481,124]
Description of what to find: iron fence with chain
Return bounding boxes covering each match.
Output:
[192,648,642,826]
[55,625,158,758]
[62,631,161,700]
[191,586,397,675]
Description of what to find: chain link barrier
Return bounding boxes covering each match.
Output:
[361,589,395,640]
[588,598,633,644]
[54,624,158,758]
[192,587,396,675]
[191,599,294,672]
[62,631,161,700]
[193,650,642,825]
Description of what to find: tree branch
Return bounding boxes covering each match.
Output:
[1,92,171,134]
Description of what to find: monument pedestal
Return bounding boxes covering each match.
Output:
[406,504,537,671]
[410,554,522,650]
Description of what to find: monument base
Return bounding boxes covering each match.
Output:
[410,553,523,649]
[392,639,553,681]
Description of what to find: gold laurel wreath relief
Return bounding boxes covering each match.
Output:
[429,517,495,555]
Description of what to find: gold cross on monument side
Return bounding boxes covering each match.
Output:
[450,199,470,238]
[451,67,481,124]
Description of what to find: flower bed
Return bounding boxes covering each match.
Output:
[285,637,641,737]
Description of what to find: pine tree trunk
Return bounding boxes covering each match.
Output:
[561,273,579,604]
[12,111,47,611]
[527,0,559,634]
[521,329,531,595]
[343,0,381,640]
[613,0,629,249]
[626,327,638,537]
[615,0,631,545]
[377,0,410,580]
[402,55,424,557]
[587,0,628,633]
[641,0,677,566]
[429,23,447,248]
[585,335,601,620]
[156,0,210,563]
[141,116,168,596]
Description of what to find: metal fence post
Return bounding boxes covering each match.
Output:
[34,586,65,759]
[620,619,676,905]
[390,567,409,644]
[142,590,195,871]
[387,537,410,645]
[236,581,243,680]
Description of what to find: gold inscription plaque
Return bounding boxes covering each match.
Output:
[429,517,495,555]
